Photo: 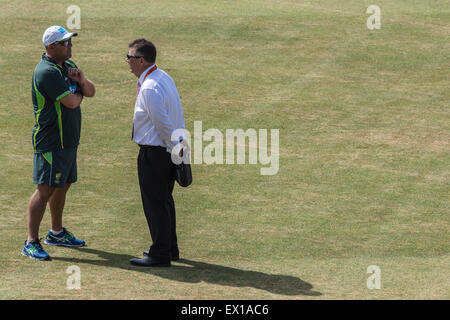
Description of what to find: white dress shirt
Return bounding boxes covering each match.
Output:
[132,65,185,151]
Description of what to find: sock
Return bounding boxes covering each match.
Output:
[51,229,64,236]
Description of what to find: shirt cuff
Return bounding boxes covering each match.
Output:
[56,90,71,101]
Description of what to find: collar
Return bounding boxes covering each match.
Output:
[42,53,65,68]
[138,64,155,86]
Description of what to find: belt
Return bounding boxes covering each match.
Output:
[139,145,165,150]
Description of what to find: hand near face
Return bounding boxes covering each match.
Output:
[68,67,85,83]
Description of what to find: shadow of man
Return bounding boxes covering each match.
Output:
[53,247,321,297]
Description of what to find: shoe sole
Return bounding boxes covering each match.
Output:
[143,251,179,261]
[44,240,85,247]
[21,251,50,261]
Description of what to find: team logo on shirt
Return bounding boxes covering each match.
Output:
[69,84,78,93]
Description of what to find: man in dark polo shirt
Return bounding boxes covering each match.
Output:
[22,26,95,260]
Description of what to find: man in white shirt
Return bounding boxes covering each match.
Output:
[126,39,185,267]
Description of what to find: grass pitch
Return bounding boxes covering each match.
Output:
[0,0,449,299]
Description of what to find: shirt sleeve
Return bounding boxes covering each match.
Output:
[142,87,179,150]
[36,67,71,102]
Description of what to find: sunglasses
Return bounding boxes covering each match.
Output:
[54,39,72,47]
[126,53,143,59]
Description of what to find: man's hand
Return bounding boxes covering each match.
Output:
[68,67,85,84]
[68,67,96,97]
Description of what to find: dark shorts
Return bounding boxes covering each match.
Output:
[33,147,78,188]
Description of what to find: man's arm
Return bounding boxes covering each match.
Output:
[59,92,83,109]
[68,67,96,97]
[79,78,96,97]
[37,68,79,108]
[143,89,178,150]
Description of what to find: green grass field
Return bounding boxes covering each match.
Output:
[0,0,448,299]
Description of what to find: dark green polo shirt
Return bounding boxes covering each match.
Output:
[31,53,82,153]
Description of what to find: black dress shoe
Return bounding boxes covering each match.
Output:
[130,256,171,267]
[143,250,179,261]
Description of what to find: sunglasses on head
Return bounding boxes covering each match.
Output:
[126,53,143,59]
[53,39,72,47]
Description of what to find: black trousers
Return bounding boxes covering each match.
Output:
[137,145,178,262]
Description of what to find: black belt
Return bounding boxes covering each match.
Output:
[139,145,165,150]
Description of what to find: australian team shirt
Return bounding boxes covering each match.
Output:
[32,53,82,153]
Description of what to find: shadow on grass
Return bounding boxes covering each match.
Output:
[52,247,321,296]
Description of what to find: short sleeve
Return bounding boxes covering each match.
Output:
[35,67,71,102]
